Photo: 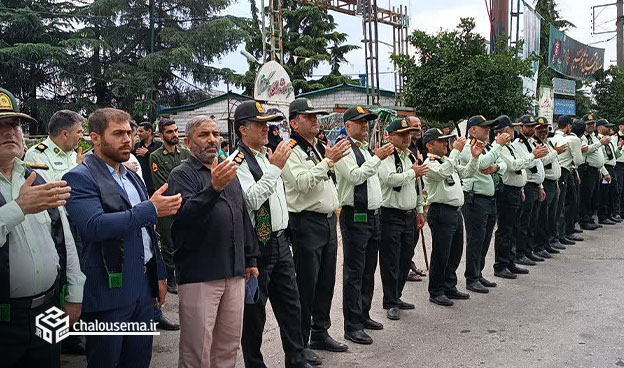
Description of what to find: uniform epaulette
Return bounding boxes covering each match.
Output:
[288,139,297,149]
[25,162,49,170]
[429,157,436,161]
[233,151,245,165]
[35,143,47,153]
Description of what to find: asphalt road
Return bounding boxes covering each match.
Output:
[63,221,624,368]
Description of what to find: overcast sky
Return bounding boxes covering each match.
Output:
[211,0,618,93]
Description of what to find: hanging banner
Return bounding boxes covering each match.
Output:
[537,86,554,125]
[492,0,509,42]
[554,98,576,116]
[254,61,295,105]
[521,2,541,101]
[548,25,605,80]
[552,77,576,96]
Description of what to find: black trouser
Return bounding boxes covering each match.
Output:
[289,211,337,345]
[379,207,416,309]
[514,182,541,258]
[242,232,306,368]
[494,185,522,272]
[340,206,380,332]
[0,287,60,368]
[598,164,618,220]
[566,170,580,235]
[157,216,176,283]
[535,179,559,251]
[578,164,600,223]
[427,203,463,297]
[616,162,624,216]
[462,193,496,284]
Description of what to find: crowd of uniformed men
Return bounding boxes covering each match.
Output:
[1,84,624,368]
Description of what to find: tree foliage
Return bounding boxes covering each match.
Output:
[0,0,247,131]
[593,66,624,122]
[395,18,532,125]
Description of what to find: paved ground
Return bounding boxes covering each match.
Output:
[63,221,624,368]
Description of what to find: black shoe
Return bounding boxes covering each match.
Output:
[429,295,454,306]
[515,255,537,266]
[466,281,489,293]
[526,253,545,262]
[309,335,349,352]
[559,237,576,245]
[445,289,470,299]
[479,277,497,287]
[363,318,384,330]
[344,330,373,345]
[580,222,600,230]
[573,228,583,234]
[155,315,180,331]
[544,245,560,254]
[566,234,584,241]
[599,218,616,225]
[387,307,400,320]
[167,283,178,295]
[509,265,529,274]
[494,269,517,279]
[536,250,552,259]
[302,348,322,366]
[609,216,623,223]
[551,240,567,250]
[398,300,415,310]
[61,335,86,355]
[301,364,315,368]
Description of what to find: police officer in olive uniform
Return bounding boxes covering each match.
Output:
[378,118,427,321]
[148,120,187,330]
[0,88,85,367]
[512,115,548,265]
[231,100,318,368]
[492,116,547,279]
[283,98,351,353]
[596,119,622,224]
[423,128,481,306]
[461,115,511,294]
[336,106,394,344]
[614,118,624,219]
[579,114,611,227]
[533,117,567,258]
[150,120,189,296]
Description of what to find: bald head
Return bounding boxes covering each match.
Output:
[409,116,422,141]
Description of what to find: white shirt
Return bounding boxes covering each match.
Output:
[513,135,544,184]
[231,147,289,232]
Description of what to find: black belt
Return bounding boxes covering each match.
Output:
[381,207,416,217]
[544,178,557,183]
[606,164,615,169]
[503,184,522,191]
[273,229,285,238]
[472,193,495,200]
[429,202,461,212]
[341,206,379,216]
[297,210,335,219]
[525,182,540,188]
[10,284,56,310]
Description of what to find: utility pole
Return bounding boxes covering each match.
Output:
[149,0,156,122]
[618,0,623,67]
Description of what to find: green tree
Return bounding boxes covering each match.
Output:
[1,0,247,129]
[237,2,359,95]
[593,66,624,122]
[395,18,532,125]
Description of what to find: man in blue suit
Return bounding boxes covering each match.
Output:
[63,108,182,368]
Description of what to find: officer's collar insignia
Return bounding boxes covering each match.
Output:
[25,162,49,170]
[288,139,297,149]
[35,143,47,152]
[234,152,245,165]
[53,147,60,154]
[0,93,13,111]
[429,157,436,161]
[256,102,265,114]
[357,106,366,114]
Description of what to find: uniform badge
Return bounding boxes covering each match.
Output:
[357,106,365,114]
[152,162,158,172]
[0,93,13,111]
[256,102,265,114]
[234,152,245,165]
[54,161,63,165]
[401,119,408,127]
[35,143,47,152]
[288,139,297,149]
[53,147,60,154]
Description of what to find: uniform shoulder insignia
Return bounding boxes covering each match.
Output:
[152,162,158,172]
[429,157,436,161]
[233,152,245,165]
[288,139,297,149]
[35,143,48,153]
[25,162,49,170]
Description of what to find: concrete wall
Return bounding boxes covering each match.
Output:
[305,90,395,111]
